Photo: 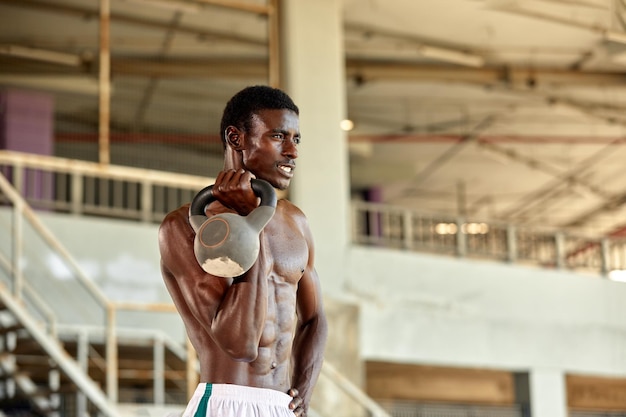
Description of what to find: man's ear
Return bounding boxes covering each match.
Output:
[225,126,244,150]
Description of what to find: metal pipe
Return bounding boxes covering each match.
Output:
[106,305,118,402]
[153,336,165,405]
[99,0,111,165]
[268,0,280,87]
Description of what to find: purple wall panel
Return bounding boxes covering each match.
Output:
[1,89,54,154]
[0,89,55,203]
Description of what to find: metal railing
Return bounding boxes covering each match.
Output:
[0,150,211,224]
[352,200,626,278]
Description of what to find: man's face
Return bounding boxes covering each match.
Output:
[240,108,300,190]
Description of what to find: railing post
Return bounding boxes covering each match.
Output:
[403,209,413,250]
[369,206,381,244]
[351,202,359,245]
[106,305,118,403]
[141,179,153,223]
[11,164,25,298]
[76,330,89,417]
[456,217,466,257]
[12,199,23,298]
[48,365,60,417]
[506,224,517,263]
[153,335,165,405]
[555,233,565,270]
[601,238,610,277]
[70,171,84,216]
[13,163,24,198]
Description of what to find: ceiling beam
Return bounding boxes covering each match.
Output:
[0,44,83,66]
[0,0,266,46]
[346,22,485,67]
[346,59,626,87]
[57,56,626,88]
[496,138,624,225]
[190,0,270,15]
[564,192,626,227]
[404,114,498,190]
[110,57,268,78]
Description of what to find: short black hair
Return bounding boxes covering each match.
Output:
[219,85,299,149]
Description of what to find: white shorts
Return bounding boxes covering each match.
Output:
[181,383,294,417]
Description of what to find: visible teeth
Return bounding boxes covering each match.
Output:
[280,166,292,173]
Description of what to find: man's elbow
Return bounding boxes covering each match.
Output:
[222,342,259,363]
[319,315,329,342]
[303,314,328,339]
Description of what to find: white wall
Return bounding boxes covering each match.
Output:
[349,246,626,377]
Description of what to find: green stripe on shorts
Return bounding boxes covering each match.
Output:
[193,384,213,417]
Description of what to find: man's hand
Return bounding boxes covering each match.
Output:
[212,169,259,215]
[288,388,306,417]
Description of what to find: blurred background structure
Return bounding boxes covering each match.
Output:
[2,0,626,416]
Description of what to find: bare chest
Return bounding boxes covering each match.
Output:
[260,215,309,285]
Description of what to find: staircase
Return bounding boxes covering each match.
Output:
[0,281,195,416]
[0,282,118,416]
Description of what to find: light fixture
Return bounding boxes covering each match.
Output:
[122,0,201,13]
[435,223,458,235]
[608,269,626,283]
[434,222,489,235]
[340,119,355,131]
[0,75,100,95]
[603,33,626,66]
[416,44,484,68]
[0,44,82,67]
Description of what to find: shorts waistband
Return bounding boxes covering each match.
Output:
[194,383,292,407]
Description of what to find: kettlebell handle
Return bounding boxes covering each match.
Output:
[189,178,277,217]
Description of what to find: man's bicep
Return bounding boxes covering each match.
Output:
[296,266,324,325]
[295,216,325,323]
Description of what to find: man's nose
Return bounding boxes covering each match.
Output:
[282,138,298,158]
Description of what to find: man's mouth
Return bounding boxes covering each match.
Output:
[278,163,295,175]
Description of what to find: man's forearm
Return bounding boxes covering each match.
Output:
[291,314,328,409]
[211,278,268,361]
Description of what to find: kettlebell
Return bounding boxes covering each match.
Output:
[188,179,277,278]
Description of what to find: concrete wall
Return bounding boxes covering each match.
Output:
[348,246,626,377]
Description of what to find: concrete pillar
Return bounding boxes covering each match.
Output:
[279,0,349,296]
[529,368,567,417]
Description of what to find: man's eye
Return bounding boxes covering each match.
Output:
[293,137,301,145]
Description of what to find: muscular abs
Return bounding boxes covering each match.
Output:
[161,200,308,391]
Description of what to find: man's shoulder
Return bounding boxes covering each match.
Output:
[277,199,306,218]
[159,204,191,234]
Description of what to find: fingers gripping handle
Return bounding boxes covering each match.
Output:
[188,179,277,277]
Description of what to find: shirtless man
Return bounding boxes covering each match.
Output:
[158,86,327,417]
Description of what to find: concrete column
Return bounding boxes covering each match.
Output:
[529,368,567,417]
[279,0,349,295]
